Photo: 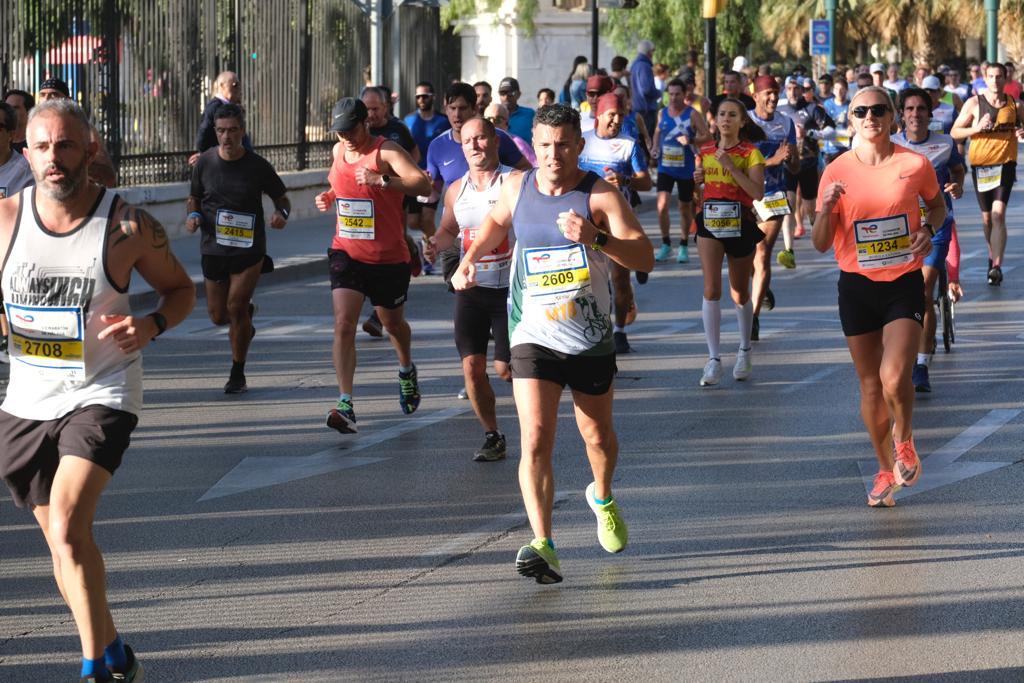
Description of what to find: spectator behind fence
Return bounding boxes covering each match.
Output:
[191,71,252,165]
[3,89,33,154]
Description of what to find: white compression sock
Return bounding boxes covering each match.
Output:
[702,298,722,359]
[917,353,930,366]
[736,300,754,349]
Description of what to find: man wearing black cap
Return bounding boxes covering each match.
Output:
[498,77,535,145]
[37,78,117,188]
[314,97,432,434]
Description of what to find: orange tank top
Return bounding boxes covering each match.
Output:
[967,95,1019,166]
[327,137,409,264]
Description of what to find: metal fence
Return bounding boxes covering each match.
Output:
[2,0,460,186]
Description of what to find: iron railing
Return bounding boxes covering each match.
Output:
[2,0,460,186]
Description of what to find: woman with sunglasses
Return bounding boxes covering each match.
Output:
[812,86,947,508]
[692,98,766,386]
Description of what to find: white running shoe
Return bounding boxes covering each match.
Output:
[733,347,752,381]
[700,358,723,386]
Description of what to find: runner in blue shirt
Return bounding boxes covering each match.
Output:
[578,93,652,354]
[747,75,799,340]
[893,87,966,393]
[402,81,451,259]
[651,78,711,264]
[822,79,851,162]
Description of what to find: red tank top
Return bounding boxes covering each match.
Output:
[328,137,409,264]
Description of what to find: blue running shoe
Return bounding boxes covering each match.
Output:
[912,363,931,393]
[655,243,672,261]
[399,365,422,414]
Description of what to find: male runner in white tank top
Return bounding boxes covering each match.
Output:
[427,117,515,462]
[0,99,195,682]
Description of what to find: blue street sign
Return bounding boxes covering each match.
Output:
[810,19,830,56]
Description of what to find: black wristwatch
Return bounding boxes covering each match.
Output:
[278,207,290,219]
[147,311,168,337]
[923,222,936,237]
[592,231,609,251]
[380,174,391,188]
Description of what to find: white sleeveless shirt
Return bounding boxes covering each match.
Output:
[2,187,143,420]
[454,164,514,289]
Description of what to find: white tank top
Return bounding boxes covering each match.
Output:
[454,164,515,289]
[2,187,143,420]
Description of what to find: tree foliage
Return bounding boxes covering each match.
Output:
[441,0,539,36]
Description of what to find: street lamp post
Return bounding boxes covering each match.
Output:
[703,0,725,98]
[825,0,836,69]
[592,0,599,70]
[985,0,999,63]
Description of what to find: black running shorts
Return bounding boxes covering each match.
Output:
[837,269,925,337]
[785,162,820,200]
[656,175,696,202]
[0,405,139,508]
[510,343,617,396]
[972,161,1016,212]
[454,286,510,362]
[328,248,411,309]
[201,251,270,282]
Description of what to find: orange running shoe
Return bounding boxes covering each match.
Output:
[868,471,900,507]
[893,435,922,487]
[793,224,806,238]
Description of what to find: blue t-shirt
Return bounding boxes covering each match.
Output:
[655,106,698,179]
[748,109,796,194]
[578,129,646,193]
[891,131,963,217]
[403,111,451,169]
[507,106,536,144]
[822,99,850,156]
[426,128,525,186]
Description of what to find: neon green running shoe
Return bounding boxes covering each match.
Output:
[776,248,796,269]
[515,538,562,584]
[586,482,628,553]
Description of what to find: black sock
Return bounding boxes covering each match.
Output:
[662,237,671,246]
[231,360,245,378]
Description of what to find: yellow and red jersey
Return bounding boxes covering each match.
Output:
[698,140,765,207]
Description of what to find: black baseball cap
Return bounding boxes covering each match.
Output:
[498,77,520,94]
[330,97,368,132]
[39,77,70,98]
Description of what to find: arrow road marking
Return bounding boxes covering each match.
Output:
[198,404,472,501]
[858,408,1021,501]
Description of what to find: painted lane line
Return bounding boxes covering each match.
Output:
[857,408,1021,501]
[198,404,472,501]
[781,366,843,395]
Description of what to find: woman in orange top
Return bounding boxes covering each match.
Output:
[692,98,765,387]
[812,85,946,508]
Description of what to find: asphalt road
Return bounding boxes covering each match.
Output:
[2,189,1024,682]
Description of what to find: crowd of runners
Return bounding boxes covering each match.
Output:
[1,45,1023,681]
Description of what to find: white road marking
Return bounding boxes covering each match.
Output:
[198,404,472,501]
[781,366,843,394]
[857,408,1021,500]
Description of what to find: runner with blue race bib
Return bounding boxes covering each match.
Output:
[579,92,652,354]
[893,87,965,393]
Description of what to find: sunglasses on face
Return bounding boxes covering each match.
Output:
[851,104,891,118]
[415,93,432,99]
[485,116,507,123]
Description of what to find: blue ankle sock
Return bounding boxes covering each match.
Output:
[339,393,352,403]
[544,537,555,549]
[104,634,127,671]
[81,656,109,680]
[593,492,612,505]
[399,364,414,374]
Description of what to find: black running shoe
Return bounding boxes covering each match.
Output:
[224,374,247,394]
[751,314,760,341]
[613,331,631,354]
[362,311,384,337]
[988,265,1003,286]
[473,432,507,462]
[635,271,649,284]
[111,643,144,682]
[763,288,775,311]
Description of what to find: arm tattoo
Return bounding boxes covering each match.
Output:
[139,210,172,262]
